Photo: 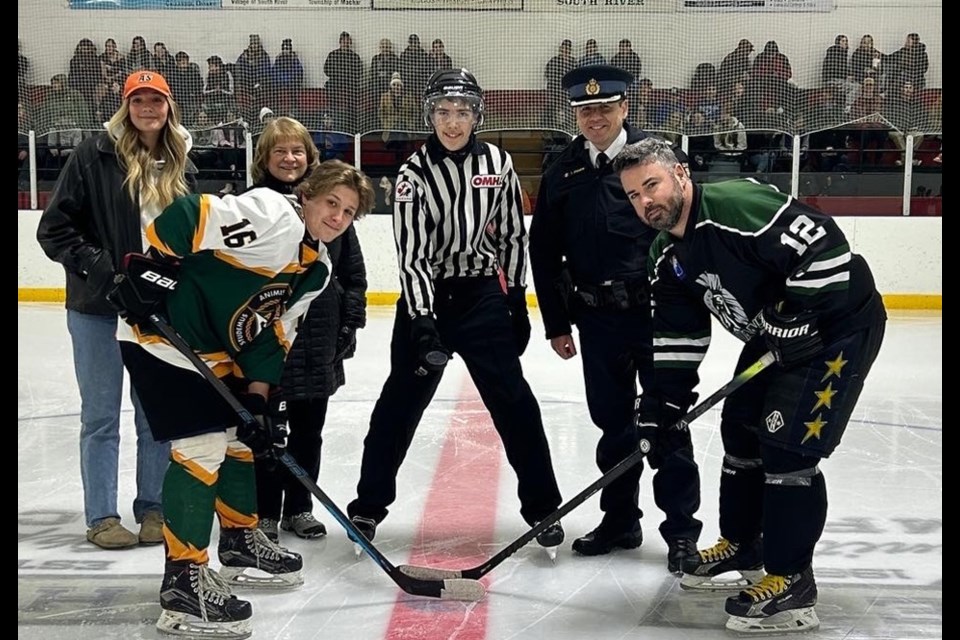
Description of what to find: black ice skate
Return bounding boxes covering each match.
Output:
[156,561,253,639]
[724,566,820,634]
[350,515,378,558]
[218,527,304,589]
[535,521,565,561]
[679,537,764,591]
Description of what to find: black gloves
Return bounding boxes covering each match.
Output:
[106,253,179,326]
[79,246,116,295]
[410,315,449,377]
[236,390,289,464]
[506,287,532,356]
[634,392,698,468]
[760,305,824,368]
[334,326,358,361]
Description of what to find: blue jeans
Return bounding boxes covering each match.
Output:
[67,311,169,528]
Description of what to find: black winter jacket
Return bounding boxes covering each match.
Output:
[252,173,368,399]
[36,132,197,315]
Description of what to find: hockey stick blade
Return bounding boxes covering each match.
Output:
[146,313,484,602]
[398,351,776,582]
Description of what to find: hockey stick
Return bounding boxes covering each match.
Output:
[398,351,776,581]
[145,312,485,602]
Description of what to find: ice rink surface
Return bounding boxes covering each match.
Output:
[18,303,941,640]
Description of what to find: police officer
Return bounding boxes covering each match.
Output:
[529,64,702,572]
[346,68,564,552]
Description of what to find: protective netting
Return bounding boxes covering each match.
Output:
[18,1,941,209]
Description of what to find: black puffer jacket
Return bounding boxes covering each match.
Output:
[36,131,198,315]
[253,173,368,399]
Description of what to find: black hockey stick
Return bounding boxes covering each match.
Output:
[145,312,485,602]
[398,351,776,582]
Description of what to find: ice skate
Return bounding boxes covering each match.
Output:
[350,515,377,558]
[156,561,253,639]
[218,527,304,589]
[679,537,764,591]
[724,566,820,634]
[281,512,327,539]
[535,521,564,561]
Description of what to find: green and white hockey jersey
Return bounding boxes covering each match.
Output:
[648,178,886,397]
[124,187,332,385]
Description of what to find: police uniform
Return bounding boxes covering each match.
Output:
[347,70,563,536]
[529,65,702,558]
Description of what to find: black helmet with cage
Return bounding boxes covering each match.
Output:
[422,67,485,128]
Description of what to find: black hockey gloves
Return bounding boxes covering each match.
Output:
[236,389,289,465]
[760,305,824,368]
[107,252,179,326]
[410,315,449,377]
[506,287,532,356]
[634,392,698,468]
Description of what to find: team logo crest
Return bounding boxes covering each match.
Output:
[395,180,414,203]
[471,174,504,188]
[585,79,601,95]
[695,272,756,341]
[230,284,291,350]
[765,410,785,434]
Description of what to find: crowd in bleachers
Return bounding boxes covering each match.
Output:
[17,31,941,199]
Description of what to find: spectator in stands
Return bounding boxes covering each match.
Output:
[659,109,684,145]
[18,39,29,102]
[203,55,235,124]
[611,38,642,106]
[686,109,713,170]
[151,42,175,79]
[37,73,90,135]
[100,39,126,86]
[752,41,792,93]
[720,79,747,120]
[169,51,202,125]
[821,35,860,109]
[850,76,887,166]
[68,38,103,108]
[236,34,272,117]
[713,111,747,161]
[888,33,929,90]
[125,36,151,74]
[428,38,453,73]
[93,80,122,125]
[325,31,364,132]
[719,39,753,92]
[579,39,606,67]
[695,84,721,127]
[885,80,923,159]
[850,34,881,84]
[543,39,575,128]
[369,38,399,106]
[630,77,653,129]
[400,34,430,101]
[313,112,353,161]
[379,72,418,144]
[272,38,304,106]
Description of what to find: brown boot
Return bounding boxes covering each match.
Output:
[139,511,165,545]
[86,517,138,549]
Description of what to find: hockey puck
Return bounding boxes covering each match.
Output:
[425,350,449,368]
[639,439,651,454]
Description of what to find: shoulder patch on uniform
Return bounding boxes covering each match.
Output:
[395,179,414,203]
[471,174,505,188]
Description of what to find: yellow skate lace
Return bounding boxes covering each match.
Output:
[699,538,737,563]
[742,573,788,602]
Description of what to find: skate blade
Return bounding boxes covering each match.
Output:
[543,546,558,562]
[157,609,252,639]
[680,569,765,592]
[354,542,364,559]
[220,566,304,590]
[725,607,820,635]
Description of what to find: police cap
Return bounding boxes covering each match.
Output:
[561,64,633,107]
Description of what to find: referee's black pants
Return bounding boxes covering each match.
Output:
[348,277,562,525]
[576,305,703,543]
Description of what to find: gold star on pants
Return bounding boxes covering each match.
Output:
[821,352,848,382]
[812,382,837,412]
[802,414,828,444]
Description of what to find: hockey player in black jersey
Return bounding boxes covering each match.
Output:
[614,138,886,634]
[346,68,564,557]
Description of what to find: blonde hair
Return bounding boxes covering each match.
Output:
[106,97,190,210]
[251,116,320,184]
[297,160,375,220]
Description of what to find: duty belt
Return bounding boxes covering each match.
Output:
[574,279,648,310]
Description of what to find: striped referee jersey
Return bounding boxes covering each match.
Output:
[393,137,526,317]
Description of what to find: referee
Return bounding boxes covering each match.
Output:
[347,68,564,551]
